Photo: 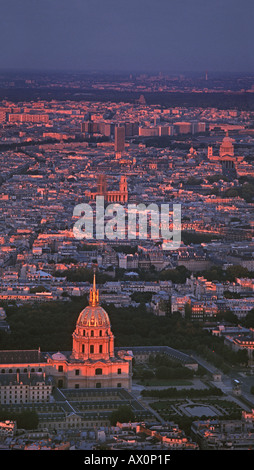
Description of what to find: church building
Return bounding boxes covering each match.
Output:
[47,274,133,390]
[0,275,133,405]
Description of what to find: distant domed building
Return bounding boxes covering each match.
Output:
[219,134,234,158]
[207,133,244,180]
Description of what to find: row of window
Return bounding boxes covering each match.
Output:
[57,367,122,376]
[1,398,50,404]
[57,381,122,389]
[39,421,107,430]
[82,330,105,337]
[74,383,122,389]
[1,368,43,374]
[2,393,48,403]
[0,386,51,390]
[86,344,103,354]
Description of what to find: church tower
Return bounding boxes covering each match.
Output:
[119,175,128,202]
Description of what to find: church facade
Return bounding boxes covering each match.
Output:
[47,275,133,390]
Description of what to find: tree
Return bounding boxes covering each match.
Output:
[30,285,49,293]
[17,410,39,430]
[155,366,172,380]
[0,409,39,430]
[235,349,249,366]
[216,309,238,324]
[110,406,135,426]
[225,265,250,282]
[244,309,254,328]
[184,303,192,320]
[141,369,155,380]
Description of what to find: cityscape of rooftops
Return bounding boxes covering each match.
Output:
[0,0,253,461]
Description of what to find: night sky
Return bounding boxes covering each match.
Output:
[0,0,253,73]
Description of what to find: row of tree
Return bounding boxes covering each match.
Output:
[0,408,38,429]
[0,293,250,367]
[141,386,224,398]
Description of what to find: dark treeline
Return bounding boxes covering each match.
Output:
[0,87,254,110]
[141,386,224,398]
[0,299,248,369]
[0,408,39,429]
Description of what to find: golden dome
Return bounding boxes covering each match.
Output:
[76,272,111,328]
[77,305,111,328]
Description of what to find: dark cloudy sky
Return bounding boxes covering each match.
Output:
[0,0,253,73]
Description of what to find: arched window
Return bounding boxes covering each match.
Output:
[95,368,102,375]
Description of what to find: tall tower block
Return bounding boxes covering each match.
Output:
[114,125,125,156]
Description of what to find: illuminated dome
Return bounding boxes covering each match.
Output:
[77,305,111,328]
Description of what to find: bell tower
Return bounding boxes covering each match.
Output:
[119,176,128,202]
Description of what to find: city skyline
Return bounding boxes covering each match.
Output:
[0,0,254,456]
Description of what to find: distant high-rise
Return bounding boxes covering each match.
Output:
[124,121,139,137]
[114,125,125,154]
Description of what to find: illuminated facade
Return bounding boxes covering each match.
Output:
[91,174,128,203]
[47,274,133,390]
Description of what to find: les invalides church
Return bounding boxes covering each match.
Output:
[0,275,133,406]
[48,275,133,389]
